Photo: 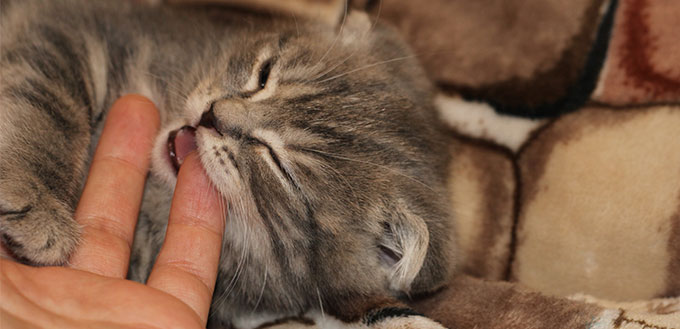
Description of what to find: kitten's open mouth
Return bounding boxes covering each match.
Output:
[167,110,219,175]
[167,126,197,174]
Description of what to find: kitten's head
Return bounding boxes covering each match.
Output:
[156,10,455,317]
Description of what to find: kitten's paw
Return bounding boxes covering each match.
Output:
[0,196,80,266]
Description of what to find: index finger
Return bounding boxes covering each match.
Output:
[146,153,225,325]
[69,95,159,277]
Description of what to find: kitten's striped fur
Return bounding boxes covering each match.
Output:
[0,0,455,326]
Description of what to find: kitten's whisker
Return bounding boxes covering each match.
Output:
[205,178,228,235]
[289,140,361,201]
[129,66,184,90]
[311,0,383,81]
[316,286,325,320]
[315,54,418,83]
[212,246,245,313]
[291,13,300,38]
[292,152,362,207]
[132,69,189,102]
[300,147,436,192]
[318,160,361,205]
[315,47,458,84]
[311,0,348,70]
[250,264,268,314]
[224,217,248,295]
[374,0,384,26]
[211,198,250,315]
[209,182,230,318]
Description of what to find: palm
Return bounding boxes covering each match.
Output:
[1,260,202,329]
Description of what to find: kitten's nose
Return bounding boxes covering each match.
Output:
[198,106,217,130]
[212,99,251,129]
[202,99,253,137]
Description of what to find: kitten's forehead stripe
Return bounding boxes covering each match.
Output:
[227,53,256,88]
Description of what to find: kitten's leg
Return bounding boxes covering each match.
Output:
[0,25,100,265]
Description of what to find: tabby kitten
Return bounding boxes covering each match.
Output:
[0,0,455,326]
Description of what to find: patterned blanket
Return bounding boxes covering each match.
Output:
[166,0,680,327]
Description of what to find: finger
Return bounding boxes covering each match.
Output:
[146,153,225,325]
[69,95,160,278]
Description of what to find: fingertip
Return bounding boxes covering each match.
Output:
[109,94,160,133]
[96,94,161,169]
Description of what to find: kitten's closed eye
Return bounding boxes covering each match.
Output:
[258,59,273,90]
[243,57,277,101]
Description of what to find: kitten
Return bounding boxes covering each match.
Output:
[0,0,456,326]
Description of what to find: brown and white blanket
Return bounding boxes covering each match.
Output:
[165,0,680,327]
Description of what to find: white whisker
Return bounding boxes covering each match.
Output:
[299,147,435,192]
[208,182,230,318]
[210,195,251,316]
[317,158,361,204]
[250,264,268,314]
[291,13,300,38]
[316,54,419,83]
[311,0,348,70]
[311,0,384,81]
[129,67,188,101]
[316,286,325,320]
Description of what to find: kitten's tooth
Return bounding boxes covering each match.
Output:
[172,126,197,170]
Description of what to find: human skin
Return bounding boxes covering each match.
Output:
[0,95,225,329]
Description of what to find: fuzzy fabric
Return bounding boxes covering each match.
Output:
[165,0,680,328]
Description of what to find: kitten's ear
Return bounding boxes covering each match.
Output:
[336,9,373,44]
[378,206,430,295]
[337,8,371,31]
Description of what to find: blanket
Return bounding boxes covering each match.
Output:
[165,0,680,327]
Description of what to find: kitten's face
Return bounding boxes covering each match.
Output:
[154,13,454,314]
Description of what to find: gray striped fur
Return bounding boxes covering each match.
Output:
[0,1,456,326]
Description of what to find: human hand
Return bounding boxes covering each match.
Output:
[1,95,224,329]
